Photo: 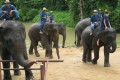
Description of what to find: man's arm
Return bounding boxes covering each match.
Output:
[10,5,17,13]
[1,5,8,14]
[103,19,107,29]
[109,22,112,28]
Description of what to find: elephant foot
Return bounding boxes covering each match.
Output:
[45,55,53,59]
[29,52,34,55]
[26,60,36,67]
[53,46,56,48]
[77,44,81,47]
[87,59,92,62]
[50,55,53,59]
[26,76,35,80]
[82,58,87,63]
[4,76,12,80]
[14,70,21,75]
[35,53,40,57]
[104,63,110,67]
[92,60,97,64]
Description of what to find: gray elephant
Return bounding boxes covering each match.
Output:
[53,22,66,48]
[75,18,91,47]
[0,21,35,80]
[81,26,116,67]
[28,22,60,59]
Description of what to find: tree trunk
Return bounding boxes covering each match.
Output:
[79,0,83,20]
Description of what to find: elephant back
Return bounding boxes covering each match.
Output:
[75,18,91,31]
[1,20,25,30]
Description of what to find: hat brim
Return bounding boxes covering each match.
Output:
[5,2,11,3]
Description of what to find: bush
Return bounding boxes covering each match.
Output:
[32,11,75,27]
[19,7,38,21]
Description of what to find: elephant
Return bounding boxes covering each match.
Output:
[28,22,60,59]
[53,22,66,48]
[75,18,91,47]
[0,21,35,80]
[81,26,117,67]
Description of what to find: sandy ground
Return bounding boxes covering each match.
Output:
[1,46,120,80]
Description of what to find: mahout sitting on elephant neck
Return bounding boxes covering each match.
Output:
[81,25,116,67]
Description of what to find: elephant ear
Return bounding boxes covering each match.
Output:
[98,28,116,44]
[43,22,54,34]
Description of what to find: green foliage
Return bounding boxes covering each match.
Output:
[0,0,120,30]
[69,0,120,31]
[69,0,80,22]
[32,11,75,27]
[19,7,38,21]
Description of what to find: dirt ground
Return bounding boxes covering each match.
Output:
[1,46,120,80]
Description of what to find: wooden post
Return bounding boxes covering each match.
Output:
[41,62,45,80]
[0,61,2,80]
[79,0,83,20]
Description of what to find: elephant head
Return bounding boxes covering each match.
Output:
[0,21,35,67]
[43,22,60,59]
[43,22,60,34]
[98,28,116,53]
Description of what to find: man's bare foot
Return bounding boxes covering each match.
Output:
[39,30,43,34]
[97,39,99,46]
[90,32,92,35]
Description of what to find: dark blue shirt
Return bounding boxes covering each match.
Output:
[98,12,102,19]
[1,4,16,13]
[90,13,100,23]
[49,14,54,20]
[40,12,47,21]
[101,14,110,28]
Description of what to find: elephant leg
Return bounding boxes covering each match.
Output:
[29,42,34,55]
[77,33,81,47]
[33,42,40,57]
[53,42,56,48]
[104,46,110,67]
[1,52,12,80]
[23,53,34,80]
[13,58,21,75]
[92,47,100,64]
[82,48,88,63]
[45,50,53,59]
[41,34,53,58]
[87,49,92,62]
[24,67,34,80]
[62,32,66,48]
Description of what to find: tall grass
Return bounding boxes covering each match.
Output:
[32,11,75,27]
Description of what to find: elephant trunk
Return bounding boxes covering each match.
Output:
[108,41,116,53]
[13,54,35,68]
[12,43,35,68]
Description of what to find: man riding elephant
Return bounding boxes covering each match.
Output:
[29,22,60,59]
[39,7,48,34]
[97,10,112,46]
[90,10,101,35]
[0,0,19,20]
[81,23,116,67]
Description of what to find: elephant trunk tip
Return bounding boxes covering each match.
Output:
[25,60,37,67]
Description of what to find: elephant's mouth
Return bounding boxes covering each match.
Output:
[107,41,116,53]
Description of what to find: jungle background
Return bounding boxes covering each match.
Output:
[0,0,120,31]
[0,0,120,47]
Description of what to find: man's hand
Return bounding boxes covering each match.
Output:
[3,11,8,14]
[9,10,14,16]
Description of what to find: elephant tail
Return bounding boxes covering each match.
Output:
[74,30,77,45]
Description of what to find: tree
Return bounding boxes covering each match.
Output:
[79,0,83,20]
